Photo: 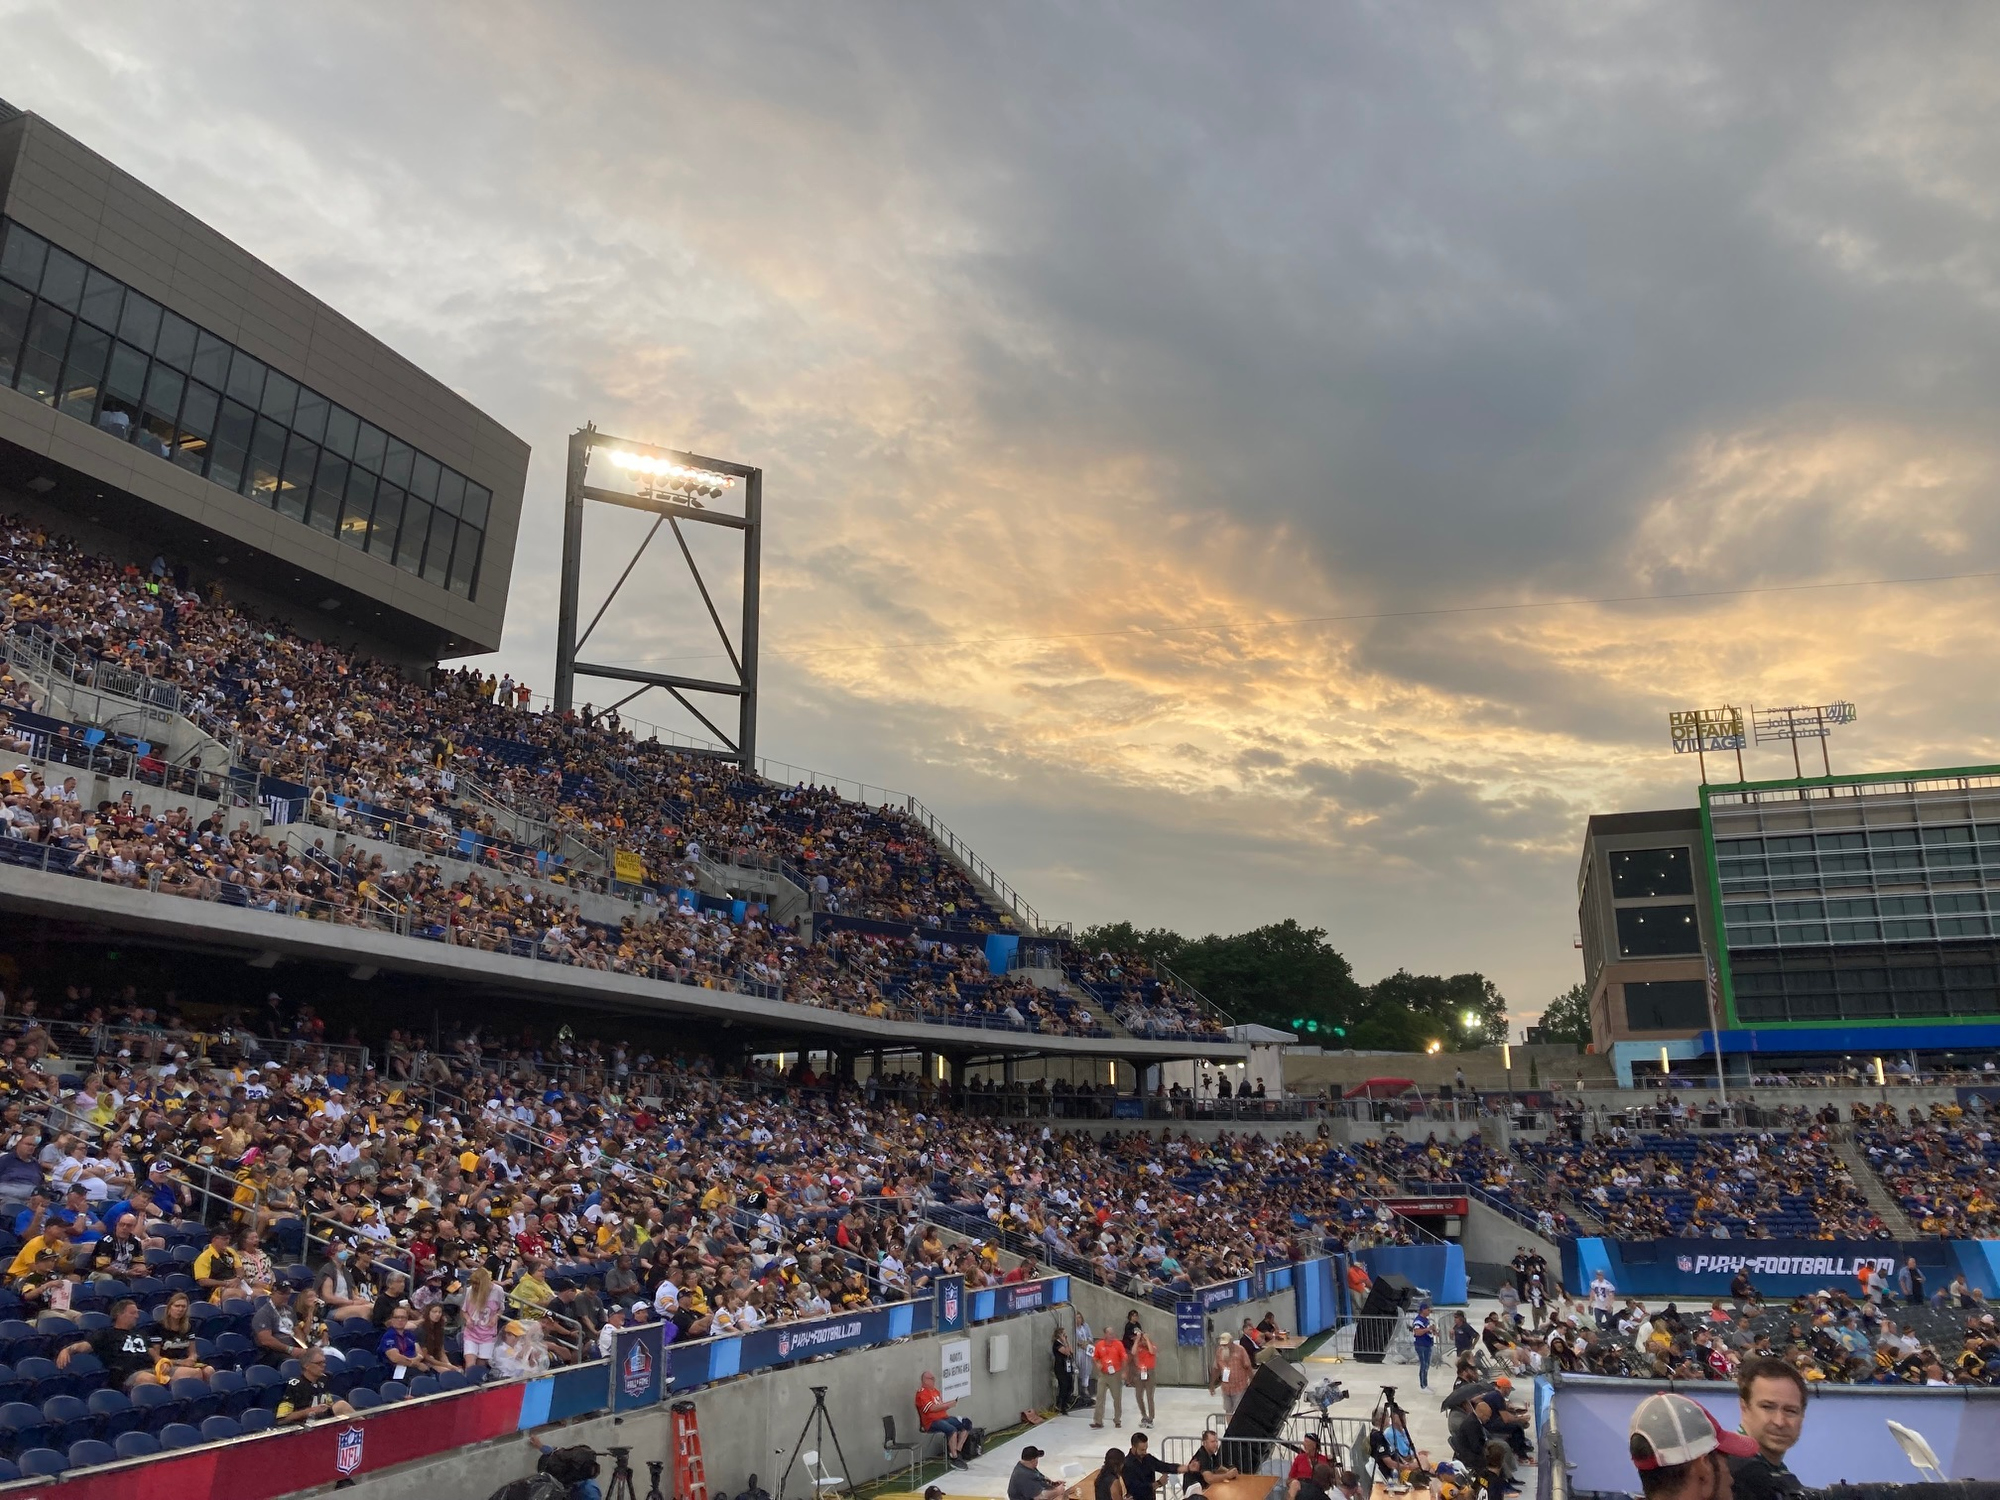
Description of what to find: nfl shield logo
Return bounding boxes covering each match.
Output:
[777,1331,793,1359]
[1676,1256,1694,1272]
[336,1424,365,1476]
[622,1339,654,1399]
[943,1286,961,1326]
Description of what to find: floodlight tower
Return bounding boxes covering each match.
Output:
[553,424,763,769]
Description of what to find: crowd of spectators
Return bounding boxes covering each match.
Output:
[1066,951,1226,1041]
[0,517,1185,1041]
[1477,1284,2000,1388]
[1855,1099,2000,1238]
[1510,1128,1885,1240]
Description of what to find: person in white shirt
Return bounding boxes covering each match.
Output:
[597,1304,627,1358]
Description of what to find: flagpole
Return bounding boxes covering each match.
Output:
[1706,958,1730,1115]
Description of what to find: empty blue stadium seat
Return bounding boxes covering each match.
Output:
[210,1367,252,1417]
[66,1437,114,1470]
[0,1400,52,1456]
[157,1422,202,1451]
[87,1388,139,1438]
[199,1414,240,1442]
[16,1446,65,1477]
[377,1381,409,1402]
[436,1368,468,1392]
[62,1350,106,1394]
[129,1382,179,1432]
[346,1387,382,1410]
[407,1374,440,1398]
[113,1430,159,1459]
[170,1375,222,1423]
[41,1393,93,1450]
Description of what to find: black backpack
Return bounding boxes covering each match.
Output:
[486,1479,568,1500]
[538,1446,602,1487]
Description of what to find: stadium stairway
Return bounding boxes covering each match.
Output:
[1836,1137,1919,1237]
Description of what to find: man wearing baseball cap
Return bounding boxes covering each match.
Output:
[1630,1393,1757,1500]
[1007,1446,1066,1500]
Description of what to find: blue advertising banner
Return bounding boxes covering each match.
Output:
[935,1274,966,1334]
[1293,1258,1336,1337]
[1197,1278,1252,1311]
[970,1275,1069,1323]
[1176,1300,1205,1347]
[1565,1237,1978,1300]
[610,1323,664,1411]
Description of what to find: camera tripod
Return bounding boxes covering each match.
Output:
[776,1386,854,1500]
[602,1446,666,1500]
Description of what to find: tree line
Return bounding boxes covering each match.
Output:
[1075,917,1511,1052]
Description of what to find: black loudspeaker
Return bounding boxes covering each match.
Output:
[1222,1356,1307,1468]
[1353,1274,1418,1363]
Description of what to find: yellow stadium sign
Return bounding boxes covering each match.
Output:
[613,849,647,884]
[1668,707,1745,754]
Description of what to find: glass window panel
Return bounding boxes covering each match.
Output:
[368,485,404,561]
[0,282,31,389]
[1615,903,1701,958]
[118,290,162,351]
[78,268,124,331]
[209,398,256,494]
[259,369,297,425]
[277,436,319,522]
[353,421,386,473]
[422,512,457,586]
[395,497,431,571]
[381,439,413,486]
[246,417,288,506]
[308,452,347,535]
[460,484,492,532]
[174,381,219,474]
[16,302,73,404]
[448,526,480,598]
[190,330,231,387]
[461,483,490,529]
[339,468,377,550]
[433,469,466,516]
[97,341,148,442]
[0,222,47,291]
[322,404,358,458]
[408,452,440,501]
[37,246,85,311]
[153,310,196,371]
[56,323,112,422]
[1621,980,1708,1031]
[1610,846,1693,899]
[137,362,185,458]
[226,350,267,409]
[291,387,328,443]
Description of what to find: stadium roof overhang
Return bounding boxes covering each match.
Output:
[0,865,1249,1065]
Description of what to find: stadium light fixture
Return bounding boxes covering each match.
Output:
[554,424,763,768]
[1752,700,1859,778]
[1426,1039,1442,1054]
[1874,1056,1886,1087]
[1659,1046,1670,1078]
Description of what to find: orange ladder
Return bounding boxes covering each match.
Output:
[672,1400,709,1500]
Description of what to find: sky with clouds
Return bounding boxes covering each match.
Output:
[8,1,2000,1023]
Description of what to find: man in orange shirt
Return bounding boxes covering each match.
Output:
[916,1370,974,1469]
[1091,1329,1128,1428]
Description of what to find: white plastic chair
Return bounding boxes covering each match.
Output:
[803,1449,846,1495]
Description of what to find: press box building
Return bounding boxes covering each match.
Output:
[0,100,527,662]
[1578,766,2000,1083]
